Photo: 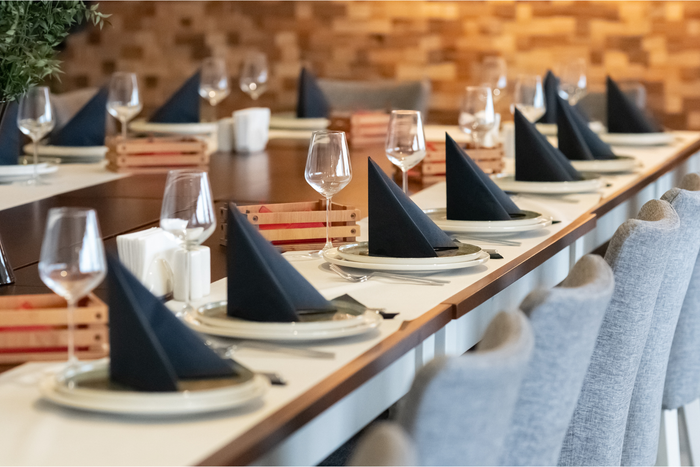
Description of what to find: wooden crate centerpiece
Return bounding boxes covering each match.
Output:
[220,201,360,252]
[0,294,108,364]
[106,135,209,173]
[329,111,390,147]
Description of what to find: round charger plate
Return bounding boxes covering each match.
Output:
[337,241,481,265]
[599,132,675,146]
[492,174,604,194]
[536,121,605,136]
[0,163,58,182]
[25,144,108,159]
[570,156,638,174]
[129,120,218,135]
[185,305,382,341]
[269,113,330,131]
[323,248,490,273]
[424,209,553,234]
[39,359,269,416]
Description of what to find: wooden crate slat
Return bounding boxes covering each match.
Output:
[0,349,107,364]
[244,210,358,225]
[0,326,108,350]
[259,225,359,242]
[116,141,206,154]
[0,294,107,327]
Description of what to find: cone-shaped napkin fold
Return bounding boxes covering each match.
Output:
[607,77,662,134]
[557,96,616,161]
[515,108,583,182]
[150,71,201,123]
[0,102,20,165]
[49,87,108,147]
[107,255,235,392]
[296,68,330,119]
[368,157,456,257]
[537,70,560,124]
[446,134,522,221]
[227,203,335,322]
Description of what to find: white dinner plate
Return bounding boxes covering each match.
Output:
[39,359,269,416]
[0,163,58,182]
[269,113,330,131]
[536,121,605,136]
[324,248,490,273]
[424,209,553,234]
[337,241,482,265]
[25,144,107,162]
[129,120,218,135]
[185,305,382,342]
[570,156,638,174]
[492,174,604,194]
[599,132,676,146]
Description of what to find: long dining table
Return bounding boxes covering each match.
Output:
[1,131,700,466]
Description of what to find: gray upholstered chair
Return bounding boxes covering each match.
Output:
[658,173,700,466]
[621,179,700,465]
[559,199,680,466]
[501,254,614,466]
[346,422,418,466]
[317,79,431,119]
[575,82,646,125]
[349,310,534,466]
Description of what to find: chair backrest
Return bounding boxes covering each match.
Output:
[621,175,700,464]
[559,199,680,466]
[397,310,534,466]
[317,79,431,118]
[576,82,646,124]
[664,174,700,412]
[347,421,418,466]
[501,254,614,466]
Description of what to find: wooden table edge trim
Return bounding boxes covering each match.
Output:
[593,137,700,218]
[444,213,597,320]
[197,303,453,466]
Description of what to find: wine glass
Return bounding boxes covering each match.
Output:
[558,58,587,105]
[459,86,496,149]
[39,208,106,370]
[239,52,269,101]
[160,170,216,315]
[511,74,546,122]
[199,57,230,108]
[385,110,426,194]
[481,56,507,103]
[17,86,55,185]
[107,72,142,140]
[304,131,352,255]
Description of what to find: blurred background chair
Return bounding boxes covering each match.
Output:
[349,309,534,466]
[576,82,646,125]
[500,254,614,466]
[317,79,431,119]
[559,199,680,466]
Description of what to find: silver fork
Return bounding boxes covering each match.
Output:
[329,264,449,286]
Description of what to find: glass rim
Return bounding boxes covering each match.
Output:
[390,109,421,116]
[166,168,209,176]
[310,130,346,137]
[47,206,96,217]
[465,85,492,92]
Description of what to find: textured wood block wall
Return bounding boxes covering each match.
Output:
[55,1,700,129]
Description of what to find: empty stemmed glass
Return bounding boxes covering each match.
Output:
[385,110,426,194]
[558,58,587,105]
[481,56,508,103]
[107,72,142,140]
[199,57,230,112]
[511,74,546,122]
[305,131,352,256]
[459,86,496,149]
[39,208,106,371]
[239,52,269,101]
[17,86,55,185]
[160,170,216,316]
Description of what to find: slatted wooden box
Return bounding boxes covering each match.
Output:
[329,111,390,147]
[220,201,360,252]
[106,135,209,173]
[402,141,505,186]
[0,294,108,364]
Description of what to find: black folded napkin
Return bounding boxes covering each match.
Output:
[537,70,560,124]
[227,203,336,322]
[0,102,20,166]
[107,255,235,392]
[557,95,616,161]
[446,133,523,221]
[607,76,662,134]
[368,157,457,258]
[515,108,583,182]
[150,71,201,123]
[296,68,330,119]
[48,87,108,147]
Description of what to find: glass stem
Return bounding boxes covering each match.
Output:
[402,169,408,194]
[66,297,77,367]
[121,117,127,140]
[323,196,332,251]
[184,245,192,313]
[473,132,482,150]
[32,138,39,182]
